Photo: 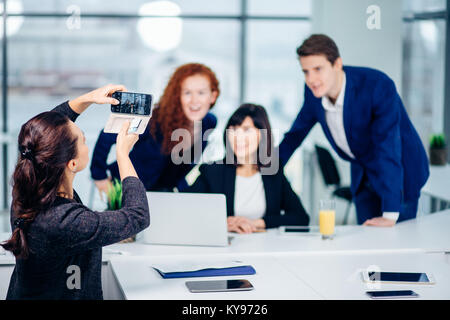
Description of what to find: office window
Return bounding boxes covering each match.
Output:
[21,0,241,15]
[6,16,240,208]
[248,0,311,16]
[245,19,311,199]
[403,0,446,13]
[0,0,313,217]
[7,17,240,129]
[402,2,447,149]
[246,21,310,138]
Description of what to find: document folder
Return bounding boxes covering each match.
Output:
[153,265,256,279]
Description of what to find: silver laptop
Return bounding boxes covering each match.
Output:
[141,192,228,247]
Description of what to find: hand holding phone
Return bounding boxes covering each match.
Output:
[116,121,139,157]
[91,84,127,105]
[128,118,142,134]
[68,84,127,115]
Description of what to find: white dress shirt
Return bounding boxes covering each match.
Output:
[321,72,399,222]
[234,172,266,220]
[322,73,355,159]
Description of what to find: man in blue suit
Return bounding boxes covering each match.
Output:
[279,34,429,227]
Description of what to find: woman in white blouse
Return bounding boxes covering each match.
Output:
[188,104,309,234]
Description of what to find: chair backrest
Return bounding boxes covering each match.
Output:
[314,144,341,187]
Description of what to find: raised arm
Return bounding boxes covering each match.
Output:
[51,121,147,255]
[68,84,125,115]
[51,84,125,122]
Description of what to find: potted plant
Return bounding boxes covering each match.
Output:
[107,179,136,243]
[429,133,447,166]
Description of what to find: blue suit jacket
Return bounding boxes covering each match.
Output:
[279,66,429,214]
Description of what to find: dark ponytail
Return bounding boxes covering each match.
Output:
[1,111,78,259]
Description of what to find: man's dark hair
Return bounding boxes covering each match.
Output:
[296,34,340,65]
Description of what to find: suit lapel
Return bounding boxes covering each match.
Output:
[223,165,236,216]
[343,67,356,159]
[317,98,349,159]
[317,67,356,162]
[261,173,272,215]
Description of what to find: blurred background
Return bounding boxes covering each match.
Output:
[0,0,448,228]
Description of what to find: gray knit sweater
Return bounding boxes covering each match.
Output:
[6,102,150,300]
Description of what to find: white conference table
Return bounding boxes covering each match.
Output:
[110,251,450,300]
[1,210,450,300]
[277,251,450,300]
[109,254,324,300]
[2,210,448,263]
[107,209,450,258]
[105,210,450,300]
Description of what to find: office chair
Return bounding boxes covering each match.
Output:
[314,144,353,225]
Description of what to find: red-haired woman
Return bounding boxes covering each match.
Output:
[90,63,220,194]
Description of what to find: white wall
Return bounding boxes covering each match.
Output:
[312,0,403,90]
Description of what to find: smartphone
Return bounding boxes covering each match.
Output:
[278,226,319,235]
[366,290,419,299]
[361,271,435,284]
[185,279,254,293]
[111,91,152,115]
[104,91,153,134]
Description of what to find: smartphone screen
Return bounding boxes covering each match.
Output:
[111,92,152,115]
[185,279,254,293]
[368,271,430,283]
[366,290,419,299]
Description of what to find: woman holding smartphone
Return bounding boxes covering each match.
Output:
[1,85,150,300]
[90,63,220,195]
[188,104,309,233]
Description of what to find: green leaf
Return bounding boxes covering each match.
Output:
[429,133,446,148]
[107,178,123,210]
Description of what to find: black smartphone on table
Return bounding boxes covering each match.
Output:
[362,271,435,284]
[278,226,320,235]
[366,290,419,299]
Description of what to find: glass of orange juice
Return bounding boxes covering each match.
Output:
[319,200,335,240]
